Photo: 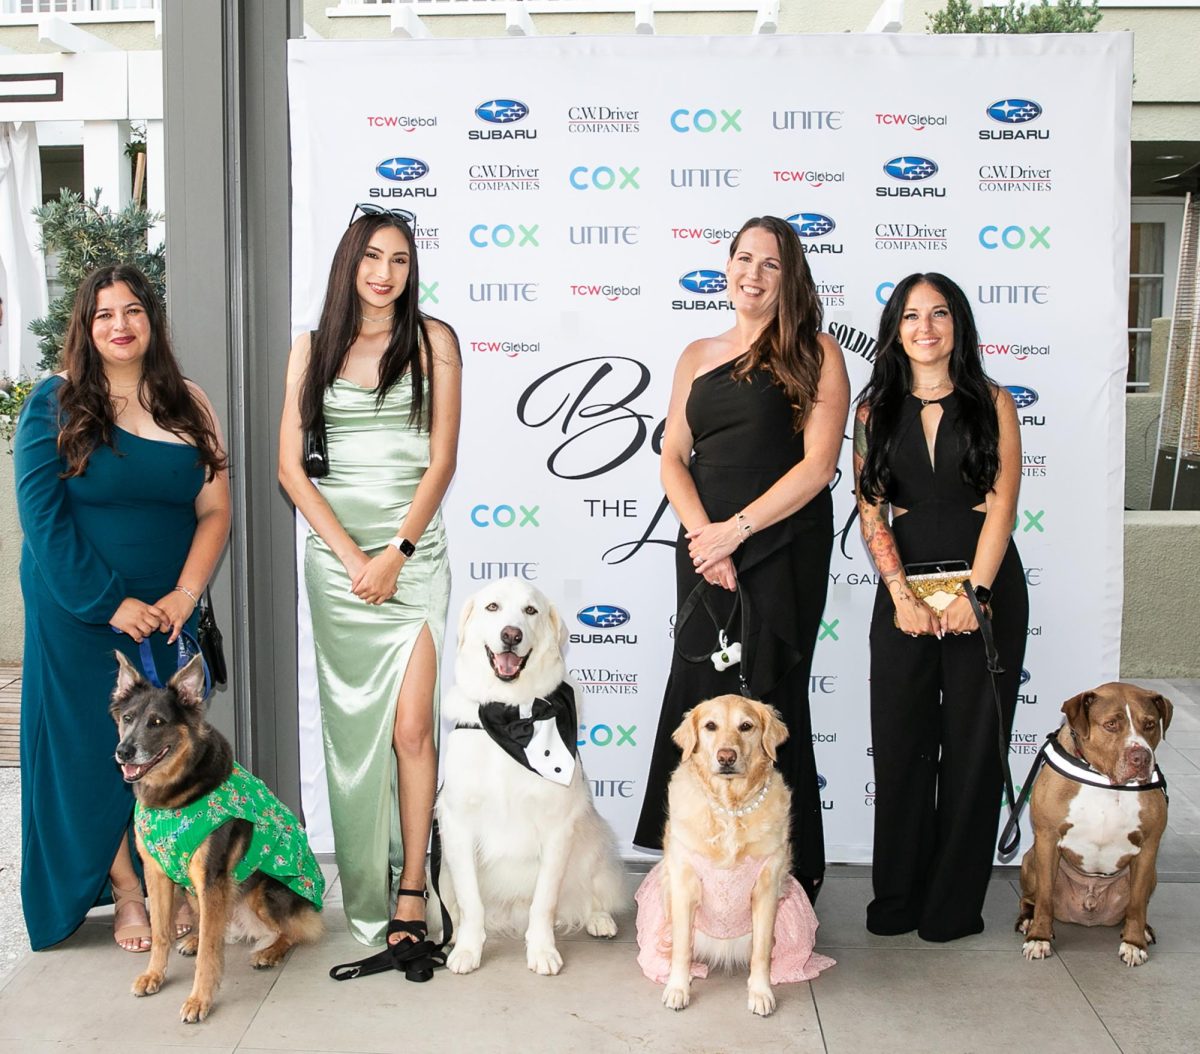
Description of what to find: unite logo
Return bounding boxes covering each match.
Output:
[771,109,844,131]
[980,98,1049,141]
[669,107,743,133]
[468,282,538,302]
[570,224,640,246]
[672,269,733,313]
[978,284,1049,306]
[787,212,843,255]
[372,157,437,199]
[670,167,741,189]
[470,98,537,140]
[876,156,944,198]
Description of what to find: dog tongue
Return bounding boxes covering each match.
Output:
[493,651,524,678]
[122,762,144,781]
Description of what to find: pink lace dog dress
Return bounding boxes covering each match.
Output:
[635,851,835,984]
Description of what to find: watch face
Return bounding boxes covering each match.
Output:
[398,538,416,557]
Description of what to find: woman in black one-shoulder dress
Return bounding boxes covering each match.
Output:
[633,217,849,902]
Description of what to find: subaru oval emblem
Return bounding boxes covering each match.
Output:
[577,604,631,629]
[1020,668,1031,686]
[678,269,728,294]
[376,157,428,182]
[884,156,938,182]
[787,213,836,238]
[987,99,1042,125]
[817,773,828,792]
[1005,385,1039,410]
[475,99,529,125]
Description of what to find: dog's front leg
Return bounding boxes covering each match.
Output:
[180,842,233,1022]
[1119,833,1161,967]
[440,814,487,974]
[131,847,174,998]
[1022,826,1060,961]
[524,820,572,976]
[663,856,699,1011]
[747,860,782,1016]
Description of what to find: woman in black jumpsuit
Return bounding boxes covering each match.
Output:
[854,273,1027,942]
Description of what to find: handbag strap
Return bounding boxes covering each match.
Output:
[674,578,753,697]
[137,630,213,701]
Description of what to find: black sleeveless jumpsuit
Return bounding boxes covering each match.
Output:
[867,391,1028,941]
[634,360,833,894]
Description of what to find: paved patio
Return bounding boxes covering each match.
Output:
[1,677,1198,1053]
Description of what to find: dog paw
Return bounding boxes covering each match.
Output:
[1016,917,1031,935]
[131,969,164,997]
[663,983,691,1011]
[176,934,199,957]
[250,947,286,970]
[586,911,618,939]
[179,995,212,1023]
[526,943,563,976]
[1022,939,1052,961]
[446,941,483,975]
[747,982,776,1017]
[1119,942,1149,967]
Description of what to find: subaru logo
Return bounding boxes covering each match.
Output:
[817,773,828,792]
[987,99,1042,125]
[1005,385,1039,409]
[678,269,727,294]
[787,213,836,238]
[577,604,630,629]
[884,156,938,182]
[475,99,529,125]
[1020,668,1031,685]
[376,157,428,182]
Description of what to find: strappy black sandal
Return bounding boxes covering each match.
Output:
[387,889,429,949]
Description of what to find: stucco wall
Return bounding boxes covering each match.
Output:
[1122,511,1200,678]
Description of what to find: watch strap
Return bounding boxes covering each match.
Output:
[389,537,416,558]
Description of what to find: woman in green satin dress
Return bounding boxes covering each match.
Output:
[279,205,461,949]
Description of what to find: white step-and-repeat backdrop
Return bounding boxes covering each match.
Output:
[288,32,1132,861]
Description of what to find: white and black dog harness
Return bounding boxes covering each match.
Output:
[457,681,578,787]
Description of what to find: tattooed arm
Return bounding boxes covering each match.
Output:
[854,404,940,637]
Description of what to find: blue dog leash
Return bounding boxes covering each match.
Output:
[113,626,213,700]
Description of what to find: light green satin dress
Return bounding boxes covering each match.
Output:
[304,377,449,947]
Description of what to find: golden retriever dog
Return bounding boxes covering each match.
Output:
[635,695,834,1016]
[436,578,627,976]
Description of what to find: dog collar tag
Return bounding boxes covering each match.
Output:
[524,719,576,787]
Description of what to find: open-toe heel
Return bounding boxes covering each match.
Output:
[112,879,151,953]
[387,888,429,955]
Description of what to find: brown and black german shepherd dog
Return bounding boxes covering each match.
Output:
[110,652,322,1023]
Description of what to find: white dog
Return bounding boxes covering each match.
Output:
[436,578,627,975]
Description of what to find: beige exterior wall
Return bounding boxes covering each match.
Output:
[0,21,158,53]
[0,454,24,664]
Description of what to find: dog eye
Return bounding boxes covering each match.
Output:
[524,605,538,616]
[1104,720,1119,731]
[485,602,499,612]
[738,721,753,732]
[704,721,717,731]
[149,716,164,727]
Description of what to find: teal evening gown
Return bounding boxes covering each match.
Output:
[304,377,450,947]
[15,376,204,950]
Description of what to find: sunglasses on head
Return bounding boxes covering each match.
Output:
[348,202,417,228]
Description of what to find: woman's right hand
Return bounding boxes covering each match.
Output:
[341,547,371,584]
[703,555,738,592]
[110,598,168,643]
[892,592,941,638]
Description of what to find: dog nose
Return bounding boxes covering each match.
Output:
[717,748,737,767]
[1126,745,1151,772]
[501,625,523,648]
[115,741,135,763]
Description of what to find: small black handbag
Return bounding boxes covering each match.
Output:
[197,589,228,689]
[303,420,329,478]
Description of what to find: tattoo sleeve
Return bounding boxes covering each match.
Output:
[853,414,909,599]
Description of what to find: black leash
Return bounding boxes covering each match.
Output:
[328,818,454,983]
[674,578,753,698]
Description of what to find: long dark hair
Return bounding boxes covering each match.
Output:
[57,264,225,480]
[301,213,431,433]
[727,216,825,430]
[856,272,999,503]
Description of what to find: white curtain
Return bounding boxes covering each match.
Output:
[0,121,49,377]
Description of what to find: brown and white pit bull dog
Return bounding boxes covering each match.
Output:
[1016,683,1172,967]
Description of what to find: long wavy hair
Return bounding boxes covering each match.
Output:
[856,272,1000,504]
[300,213,432,433]
[57,264,225,480]
[727,215,825,431]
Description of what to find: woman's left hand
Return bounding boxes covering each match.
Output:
[154,589,197,645]
[351,548,403,606]
[686,519,742,576]
[940,594,980,636]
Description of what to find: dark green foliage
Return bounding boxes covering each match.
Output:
[30,188,166,372]
[927,0,1101,34]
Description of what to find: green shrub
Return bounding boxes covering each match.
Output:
[927,0,1101,34]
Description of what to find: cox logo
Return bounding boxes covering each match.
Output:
[569,165,640,191]
[469,503,540,528]
[577,604,631,629]
[884,156,938,181]
[469,223,540,248]
[978,225,1049,250]
[669,107,742,133]
[1005,385,1038,410]
[376,157,428,182]
[679,269,727,294]
[987,99,1042,125]
[788,213,835,238]
[475,99,529,124]
[578,724,637,748]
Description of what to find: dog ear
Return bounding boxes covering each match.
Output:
[548,603,567,651]
[1151,693,1174,735]
[672,706,701,757]
[112,650,144,702]
[168,654,208,709]
[760,703,789,761]
[456,596,476,652]
[1061,690,1095,739]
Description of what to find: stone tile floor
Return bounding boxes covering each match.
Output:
[0,677,1197,1053]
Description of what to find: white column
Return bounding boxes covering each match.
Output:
[82,119,132,210]
[146,118,166,249]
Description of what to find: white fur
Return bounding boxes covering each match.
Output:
[1059,786,1146,876]
[436,579,627,975]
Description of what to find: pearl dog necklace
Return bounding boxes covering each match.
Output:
[708,774,772,818]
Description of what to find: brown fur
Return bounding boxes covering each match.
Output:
[660,695,793,1016]
[112,653,323,1022]
[1015,682,1172,967]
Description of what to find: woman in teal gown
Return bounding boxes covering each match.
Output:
[279,205,461,949]
[14,264,230,951]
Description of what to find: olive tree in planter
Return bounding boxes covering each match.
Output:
[927,0,1100,33]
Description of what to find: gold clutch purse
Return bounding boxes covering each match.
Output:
[893,561,971,626]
